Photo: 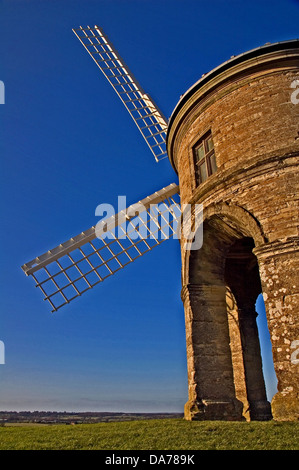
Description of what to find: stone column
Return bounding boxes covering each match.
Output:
[181,283,243,421]
[254,237,299,421]
[238,303,272,420]
[226,287,272,420]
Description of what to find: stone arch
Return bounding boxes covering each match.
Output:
[181,202,272,421]
[182,202,267,287]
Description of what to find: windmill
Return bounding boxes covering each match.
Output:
[21,25,188,312]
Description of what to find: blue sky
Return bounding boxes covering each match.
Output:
[0,0,298,412]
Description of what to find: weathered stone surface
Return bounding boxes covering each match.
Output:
[167,42,299,421]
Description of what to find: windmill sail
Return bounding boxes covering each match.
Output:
[21,184,180,312]
[72,25,168,162]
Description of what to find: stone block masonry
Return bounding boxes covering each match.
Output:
[167,40,299,421]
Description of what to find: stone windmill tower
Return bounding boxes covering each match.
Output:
[22,28,299,421]
[167,39,299,422]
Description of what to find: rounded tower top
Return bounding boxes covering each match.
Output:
[166,39,299,173]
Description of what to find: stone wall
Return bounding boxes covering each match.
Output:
[167,43,299,421]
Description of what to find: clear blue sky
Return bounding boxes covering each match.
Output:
[0,0,298,412]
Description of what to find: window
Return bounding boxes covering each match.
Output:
[193,131,217,186]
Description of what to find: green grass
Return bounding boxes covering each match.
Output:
[0,419,298,450]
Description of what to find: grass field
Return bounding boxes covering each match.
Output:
[0,419,298,450]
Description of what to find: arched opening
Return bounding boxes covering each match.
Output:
[255,294,278,402]
[183,209,273,420]
[225,237,272,420]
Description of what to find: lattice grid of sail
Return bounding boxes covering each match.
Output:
[72,25,168,162]
[21,184,180,312]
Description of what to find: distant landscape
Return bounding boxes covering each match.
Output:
[0,411,183,426]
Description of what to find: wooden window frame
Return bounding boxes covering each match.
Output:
[192,131,217,187]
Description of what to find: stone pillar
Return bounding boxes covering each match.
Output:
[181,283,243,421]
[254,237,299,421]
[226,287,272,420]
[226,288,250,420]
[238,303,272,420]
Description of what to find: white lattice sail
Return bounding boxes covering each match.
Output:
[21,184,180,312]
[72,25,168,162]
